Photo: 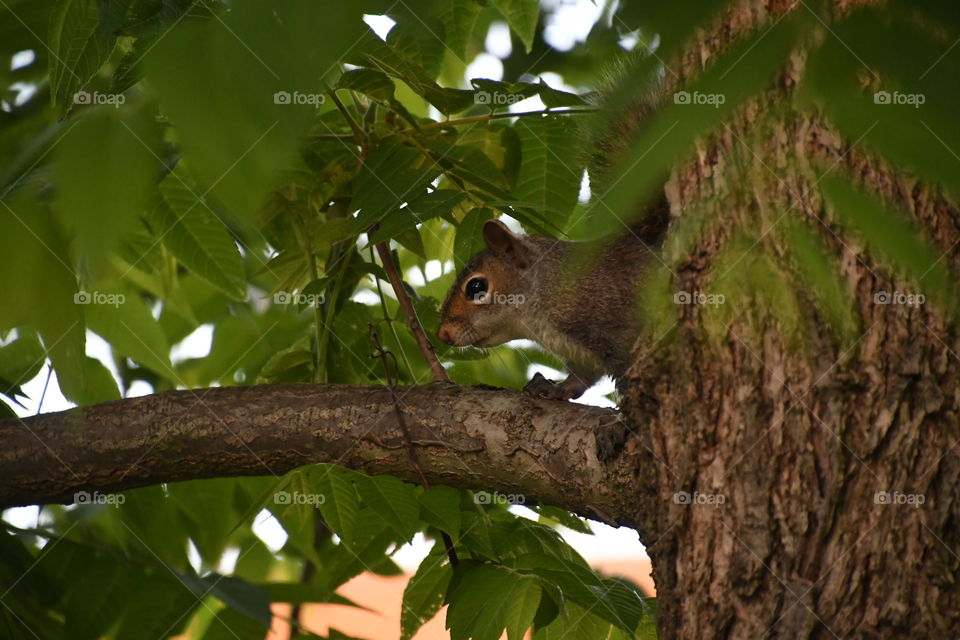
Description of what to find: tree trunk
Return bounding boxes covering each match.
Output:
[621,1,960,637]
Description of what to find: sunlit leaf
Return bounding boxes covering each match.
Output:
[491,0,540,53]
[513,115,580,223]
[151,167,247,300]
[401,542,452,640]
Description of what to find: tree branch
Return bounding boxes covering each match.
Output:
[0,384,637,526]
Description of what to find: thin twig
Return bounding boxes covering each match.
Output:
[368,325,458,567]
[36,365,52,414]
[326,88,367,144]
[369,245,415,376]
[399,107,596,135]
[373,239,450,383]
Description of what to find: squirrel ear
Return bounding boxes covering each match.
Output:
[482,220,529,268]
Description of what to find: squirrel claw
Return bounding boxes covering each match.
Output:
[524,373,575,401]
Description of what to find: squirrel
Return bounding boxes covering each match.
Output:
[437,214,664,400]
[438,59,668,400]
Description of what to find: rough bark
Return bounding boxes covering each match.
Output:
[0,383,636,526]
[620,1,960,638]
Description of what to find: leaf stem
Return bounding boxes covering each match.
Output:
[402,107,596,134]
[326,88,367,144]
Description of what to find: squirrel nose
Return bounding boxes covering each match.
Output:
[437,325,455,345]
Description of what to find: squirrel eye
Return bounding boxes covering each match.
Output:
[465,277,489,301]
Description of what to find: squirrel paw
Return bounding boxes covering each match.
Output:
[523,372,565,400]
[523,373,585,401]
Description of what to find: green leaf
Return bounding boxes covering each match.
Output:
[113,573,202,640]
[311,464,361,545]
[144,1,364,220]
[395,226,427,259]
[353,30,476,114]
[110,485,191,569]
[168,478,239,568]
[801,7,960,196]
[48,0,117,111]
[422,86,482,116]
[368,190,467,244]
[418,485,462,538]
[182,573,272,628]
[617,0,738,58]
[200,606,270,640]
[453,124,519,190]
[491,0,540,53]
[316,509,401,590]
[151,167,247,300]
[534,505,593,535]
[447,564,542,640]
[350,29,435,92]
[352,143,439,232]
[56,106,160,279]
[532,568,645,634]
[0,194,85,404]
[337,68,419,126]
[537,79,589,109]
[490,518,588,564]
[338,68,397,104]
[401,543,453,640]
[458,510,497,561]
[387,17,446,79]
[440,0,483,60]
[637,597,659,640]
[513,553,646,634]
[782,217,860,345]
[505,578,543,640]
[0,400,15,419]
[59,356,120,404]
[357,474,421,542]
[533,601,625,640]
[84,287,174,380]
[820,175,955,312]
[0,333,45,390]
[471,79,541,109]
[42,540,130,638]
[595,13,803,238]
[454,207,494,270]
[257,343,312,383]
[513,116,581,222]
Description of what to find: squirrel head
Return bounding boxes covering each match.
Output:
[437,220,535,348]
